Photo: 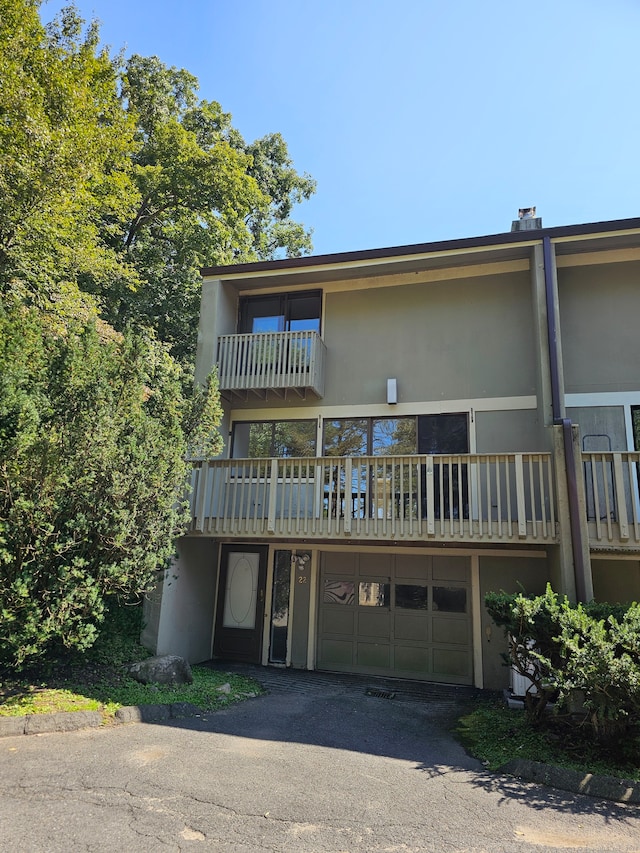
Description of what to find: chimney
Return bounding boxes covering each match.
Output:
[511,207,542,232]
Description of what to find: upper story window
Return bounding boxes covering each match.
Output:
[232,420,317,458]
[239,291,322,334]
[323,417,418,456]
[322,414,468,456]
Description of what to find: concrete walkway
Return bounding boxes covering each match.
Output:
[2,665,640,852]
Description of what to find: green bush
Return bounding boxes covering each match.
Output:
[485,585,640,743]
[0,301,190,668]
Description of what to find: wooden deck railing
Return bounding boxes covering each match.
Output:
[582,451,640,547]
[217,330,326,397]
[189,453,557,544]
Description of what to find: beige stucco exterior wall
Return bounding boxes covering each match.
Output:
[322,273,536,407]
[558,261,640,394]
[195,279,238,386]
[475,409,547,453]
[479,555,551,690]
[216,269,537,413]
[153,538,220,663]
[591,558,640,603]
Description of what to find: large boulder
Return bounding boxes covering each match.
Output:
[126,654,193,686]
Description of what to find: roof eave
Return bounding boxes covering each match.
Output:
[200,216,640,279]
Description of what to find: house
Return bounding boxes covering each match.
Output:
[143,212,640,691]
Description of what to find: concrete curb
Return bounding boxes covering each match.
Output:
[0,702,202,738]
[499,758,640,804]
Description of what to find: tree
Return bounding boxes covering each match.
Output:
[0,298,223,667]
[0,1,313,664]
[91,54,316,367]
[0,1,138,297]
[1,5,316,369]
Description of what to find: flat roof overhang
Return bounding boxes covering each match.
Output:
[201,216,640,289]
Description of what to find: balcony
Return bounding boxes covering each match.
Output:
[189,453,557,546]
[217,330,326,400]
[582,451,640,551]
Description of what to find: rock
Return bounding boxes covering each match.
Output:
[216,682,231,694]
[115,704,171,724]
[126,655,193,686]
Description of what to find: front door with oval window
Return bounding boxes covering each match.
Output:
[213,545,268,663]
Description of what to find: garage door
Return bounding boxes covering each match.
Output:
[317,552,472,684]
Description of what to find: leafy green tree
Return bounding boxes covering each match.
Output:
[1,5,316,369]
[0,298,220,667]
[94,54,316,367]
[0,0,138,297]
[0,1,313,665]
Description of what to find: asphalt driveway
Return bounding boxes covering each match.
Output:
[1,666,639,852]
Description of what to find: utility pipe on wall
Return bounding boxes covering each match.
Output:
[542,236,589,602]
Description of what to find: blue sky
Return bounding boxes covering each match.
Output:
[42,0,640,256]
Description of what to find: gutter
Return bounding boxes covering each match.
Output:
[543,236,589,602]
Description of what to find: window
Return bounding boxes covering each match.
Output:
[323,417,417,456]
[433,586,467,613]
[358,581,390,606]
[633,406,640,451]
[269,550,292,664]
[239,291,322,334]
[232,420,316,458]
[395,584,428,610]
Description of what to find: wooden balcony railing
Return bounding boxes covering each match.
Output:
[582,451,640,548]
[189,453,557,544]
[217,330,326,399]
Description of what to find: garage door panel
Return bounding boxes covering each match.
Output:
[319,639,354,667]
[395,645,430,673]
[432,616,469,645]
[357,610,390,638]
[320,608,355,635]
[317,552,472,684]
[432,556,469,582]
[395,554,431,579]
[357,642,391,668]
[359,554,393,577]
[433,647,471,679]
[394,613,429,642]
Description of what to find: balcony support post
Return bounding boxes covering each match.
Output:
[267,458,278,533]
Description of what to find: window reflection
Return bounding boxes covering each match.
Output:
[323,417,417,456]
[239,291,322,334]
[433,586,467,613]
[358,582,390,607]
[324,580,355,605]
[372,418,417,455]
[269,551,291,664]
[395,584,428,610]
[323,419,368,456]
[232,420,316,458]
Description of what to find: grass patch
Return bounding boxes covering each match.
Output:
[0,664,264,722]
[0,603,263,723]
[456,699,640,782]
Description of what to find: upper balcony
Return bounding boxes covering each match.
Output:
[217,330,326,401]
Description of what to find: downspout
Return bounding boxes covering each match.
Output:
[542,236,589,602]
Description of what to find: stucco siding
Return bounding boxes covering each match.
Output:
[321,273,536,407]
[559,261,640,394]
[475,409,546,453]
[479,555,550,690]
[591,558,640,603]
